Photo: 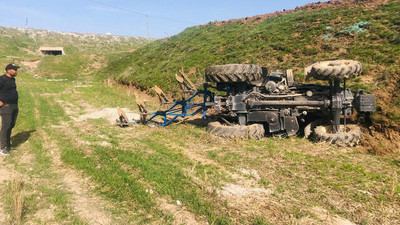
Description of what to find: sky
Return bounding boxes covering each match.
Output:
[0,0,323,38]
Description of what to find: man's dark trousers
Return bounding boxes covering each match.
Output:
[0,103,18,150]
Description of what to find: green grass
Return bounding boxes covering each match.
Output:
[56,118,231,223]
[35,54,91,79]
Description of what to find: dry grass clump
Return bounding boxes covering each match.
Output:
[11,177,25,225]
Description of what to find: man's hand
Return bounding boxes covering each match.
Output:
[0,101,3,107]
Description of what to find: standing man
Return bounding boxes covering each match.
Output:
[0,63,19,156]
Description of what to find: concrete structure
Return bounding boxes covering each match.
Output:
[39,47,65,55]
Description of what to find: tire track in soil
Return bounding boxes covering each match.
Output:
[0,148,32,223]
[41,129,114,225]
[30,85,117,224]
[157,197,208,225]
[0,201,6,224]
[58,121,209,225]
[54,85,214,224]
[0,158,14,224]
[169,140,281,222]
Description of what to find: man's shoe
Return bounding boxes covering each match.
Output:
[0,149,10,156]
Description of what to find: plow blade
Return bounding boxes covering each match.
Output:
[135,95,148,124]
[175,74,185,84]
[153,85,170,104]
[117,107,130,127]
[179,67,197,91]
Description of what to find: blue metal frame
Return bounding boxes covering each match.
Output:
[135,84,214,126]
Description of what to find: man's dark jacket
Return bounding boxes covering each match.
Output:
[0,74,18,104]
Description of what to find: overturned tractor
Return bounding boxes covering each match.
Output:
[119,60,375,147]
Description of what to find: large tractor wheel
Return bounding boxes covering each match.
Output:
[312,124,362,147]
[207,121,265,140]
[205,64,263,83]
[305,60,362,81]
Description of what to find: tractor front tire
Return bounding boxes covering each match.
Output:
[305,60,362,81]
[207,121,265,140]
[205,64,263,83]
[313,124,362,147]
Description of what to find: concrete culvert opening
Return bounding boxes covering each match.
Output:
[39,47,65,56]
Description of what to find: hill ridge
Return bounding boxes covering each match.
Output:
[0,26,155,43]
[207,0,390,26]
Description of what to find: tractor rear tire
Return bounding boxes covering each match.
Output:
[305,60,362,81]
[207,121,265,139]
[313,124,362,147]
[205,64,263,83]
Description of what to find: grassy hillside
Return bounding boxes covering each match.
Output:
[0,26,155,79]
[109,0,399,88]
[0,27,153,57]
[107,0,400,153]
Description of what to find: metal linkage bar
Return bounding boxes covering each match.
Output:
[138,84,214,126]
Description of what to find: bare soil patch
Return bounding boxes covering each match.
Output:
[218,183,273,197]
[88,54,107,70]
[75,107,140,124]
[20,59,40,71]
[33,205,56,222]
[0,200,7,224]
[360,75,400,154]
[158,198,208,225]
[362,123,400,155]
[56,92,140,125]
[19,48,39,56]
[0,160,15,184]
[308,206,356,225]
